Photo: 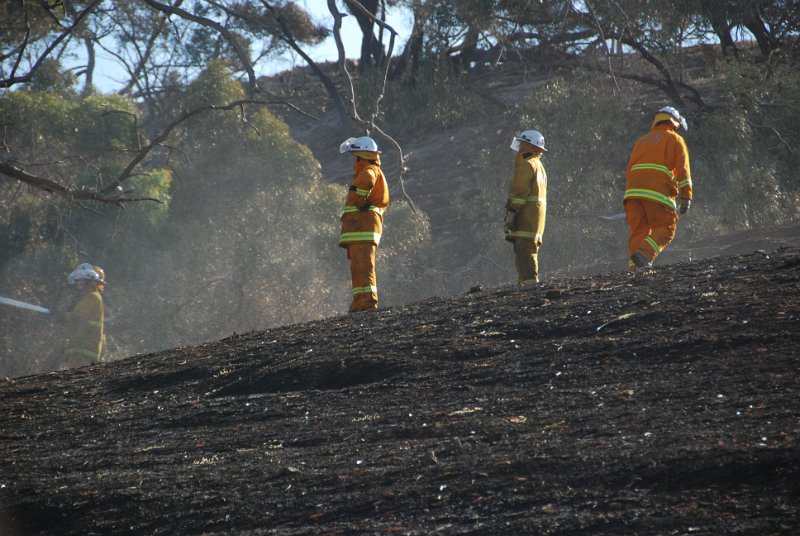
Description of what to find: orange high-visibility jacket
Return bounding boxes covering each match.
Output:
[625,123,692,210]
[505,152,547,245]
[339,159,389,247]
[63,289,105,362]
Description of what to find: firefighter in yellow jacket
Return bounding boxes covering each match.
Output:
[504,130,548,284]
[61,263,106,369]
[624,106,693,269]
[338,136,389,312]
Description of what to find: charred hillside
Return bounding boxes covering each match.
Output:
[1,245,799,535]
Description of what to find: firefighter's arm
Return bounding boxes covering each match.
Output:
[506,162,533,212]
[674,136,693,201]
[352,168,376,210]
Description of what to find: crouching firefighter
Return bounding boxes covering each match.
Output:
[504,130,548,284]
[624,106,693,270]
[338,136,389,313]
[61,263,107,369]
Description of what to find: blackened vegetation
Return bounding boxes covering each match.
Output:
[0,247,799,535]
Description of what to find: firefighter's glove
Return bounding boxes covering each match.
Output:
[503,210,518,231]
[679,198,691,214]
[357,202,371,212]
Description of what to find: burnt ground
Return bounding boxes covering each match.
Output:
[0,241,799,535]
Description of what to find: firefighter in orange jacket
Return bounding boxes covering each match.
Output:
[504,130,548,284]
[624,106,693,269]
[338,136,389,313]
[61,263,107,369]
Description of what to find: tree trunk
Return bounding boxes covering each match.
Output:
[82,37,95,95]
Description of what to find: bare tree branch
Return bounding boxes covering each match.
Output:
[584,0,622,95]
[0,0,103,89]
[326,0,416,211]
[6,22,31,77]
[140,0,259,97]
[0,161,71,196]
[251,0,349,124]
[604,28,683,105]
[115,6,176,96]
[746,120,797,156]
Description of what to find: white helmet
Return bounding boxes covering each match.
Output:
[655,106,688,131]
[339,136,381,154]
[67,263,105,285]
[511,130,547,152]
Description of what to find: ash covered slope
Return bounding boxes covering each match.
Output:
[1,247,799,535]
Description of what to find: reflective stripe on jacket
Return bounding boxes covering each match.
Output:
[339,159,389,247]
[505,152,547,244]
[63,289,105,362]
[625,123,692,209]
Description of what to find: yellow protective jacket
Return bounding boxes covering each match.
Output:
[625,123,692,210]
[339,159,389,247]
[63,289,105,362]
[505,152,547,245]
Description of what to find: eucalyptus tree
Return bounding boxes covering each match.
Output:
[0,1,328,203]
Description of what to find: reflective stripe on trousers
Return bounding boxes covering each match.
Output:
[340,231,382,245]
[505,230,543,242]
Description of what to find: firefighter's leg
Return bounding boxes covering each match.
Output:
[362,243,378,310]
[348,242,378,312]
[514,239,539,284]
[636,202,678,263]
[625,199,650,258]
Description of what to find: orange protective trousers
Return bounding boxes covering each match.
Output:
[625,198,678,263]
[347,242,378,312]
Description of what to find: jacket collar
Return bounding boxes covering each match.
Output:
[354,158,380,173]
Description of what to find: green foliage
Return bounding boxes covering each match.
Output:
[185,60,246,107]
[0,91,140,188]
[131,169,174,226]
